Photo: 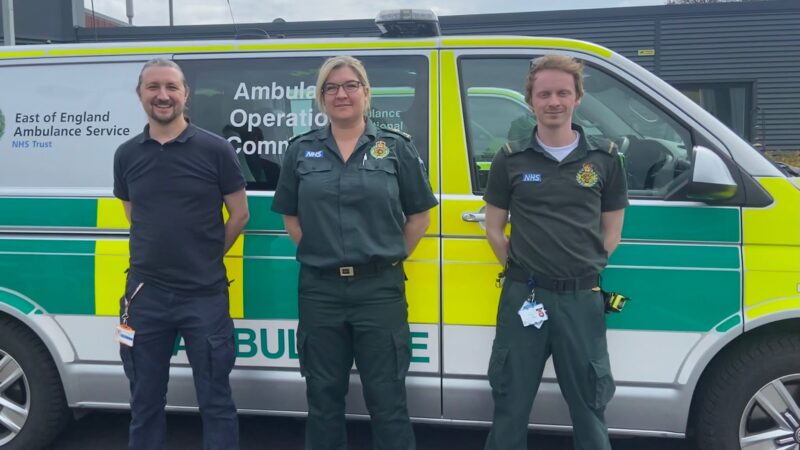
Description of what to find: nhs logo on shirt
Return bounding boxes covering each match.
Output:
[304,150,324,158]
[522,172,542,183]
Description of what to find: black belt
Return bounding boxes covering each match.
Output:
[504,263,598,292]
[311,260,400,278]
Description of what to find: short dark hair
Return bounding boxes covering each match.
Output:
[135,58,189,95]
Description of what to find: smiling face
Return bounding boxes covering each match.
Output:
[529,69,581,132]
[321,66,370,125]
[137,65,188,126]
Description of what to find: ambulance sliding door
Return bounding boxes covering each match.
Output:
[177,49,442,418]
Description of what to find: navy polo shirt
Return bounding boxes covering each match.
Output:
[113,122,246,294]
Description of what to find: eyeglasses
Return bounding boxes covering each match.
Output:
[322,80,363,95]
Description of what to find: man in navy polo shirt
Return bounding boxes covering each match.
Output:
[113,58,249,450]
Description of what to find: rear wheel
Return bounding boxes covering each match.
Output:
[694,332,800,450]
[0,317,70,450]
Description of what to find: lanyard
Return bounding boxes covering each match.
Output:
[121,282,144,326]
[526,278,537,302]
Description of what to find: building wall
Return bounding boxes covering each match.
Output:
[0,0,75,44]
[658,10,800,150]
[441,15,659,72]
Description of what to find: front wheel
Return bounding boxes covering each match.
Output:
[694,331,800,450]
[0,316,70,450]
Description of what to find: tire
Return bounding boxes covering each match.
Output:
[694,331,800,450]
[0,316,70,450]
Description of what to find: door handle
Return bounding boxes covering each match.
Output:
[462,212,485,222]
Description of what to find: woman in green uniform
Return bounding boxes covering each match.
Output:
[272,56,438,450]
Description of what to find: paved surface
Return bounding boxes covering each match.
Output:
[48,411,695,449]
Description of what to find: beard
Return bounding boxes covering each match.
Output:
[147,102,185,125]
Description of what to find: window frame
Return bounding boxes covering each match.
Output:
[456,53,699,199]
[176,50,432,192]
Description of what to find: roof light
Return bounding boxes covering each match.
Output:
[375,9,441,38]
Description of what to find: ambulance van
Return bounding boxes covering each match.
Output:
[0,10,798,450]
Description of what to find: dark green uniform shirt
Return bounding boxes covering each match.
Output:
[272,121,438,268]
[483,124,628,279]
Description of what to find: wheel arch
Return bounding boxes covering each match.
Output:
[0,292,78,405]
[686,317,800,437]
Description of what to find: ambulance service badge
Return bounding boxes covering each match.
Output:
[370,141,390,159]
[576,163,599,187]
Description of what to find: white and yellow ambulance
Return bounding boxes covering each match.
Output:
[0,10,798,450]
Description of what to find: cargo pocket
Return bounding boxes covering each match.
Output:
[487,348,510,396]
[120,346,135,383]
[392,327,411,381]
[296,330,309,378]
[208,333,236,380]
[589,356,616,410]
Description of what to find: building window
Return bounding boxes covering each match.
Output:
[676,83,752,141]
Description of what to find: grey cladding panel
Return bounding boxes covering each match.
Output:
[658,12,800,149]
[442,19,657,70]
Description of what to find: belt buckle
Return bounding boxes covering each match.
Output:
[339,266,355,277]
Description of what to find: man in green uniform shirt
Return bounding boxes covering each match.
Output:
[483,55,628,450]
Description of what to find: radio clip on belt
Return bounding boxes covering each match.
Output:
[598,287,630,313]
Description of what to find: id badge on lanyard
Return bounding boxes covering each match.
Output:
[116,282,144,347]
[518,278,548,328]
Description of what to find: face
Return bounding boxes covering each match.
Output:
[529,69,581,131]
[322,66,369,124]
[137,65,188,126]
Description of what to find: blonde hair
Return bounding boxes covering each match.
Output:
[524,55,584,105]
[315,56,371,114]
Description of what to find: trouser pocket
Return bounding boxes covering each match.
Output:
[487,348,510,396]
[589,356,616,410]
[208,332,236,379]
[391,326,411,381]
[120,346,136,383]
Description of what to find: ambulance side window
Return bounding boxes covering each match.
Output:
[180,55,429,191]
[459,57,694,198]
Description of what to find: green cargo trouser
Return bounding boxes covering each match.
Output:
[297,264,415,450]
[484,278,615,450]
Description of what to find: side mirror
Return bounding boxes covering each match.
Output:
[687,146,738,201]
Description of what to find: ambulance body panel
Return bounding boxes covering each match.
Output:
[0,34,798,449]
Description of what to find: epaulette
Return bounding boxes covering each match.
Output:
[288,129,316,144]
[586,135,619,155]
[378,125,412,141]
[502,139,527,156]
[606,140,619,154]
